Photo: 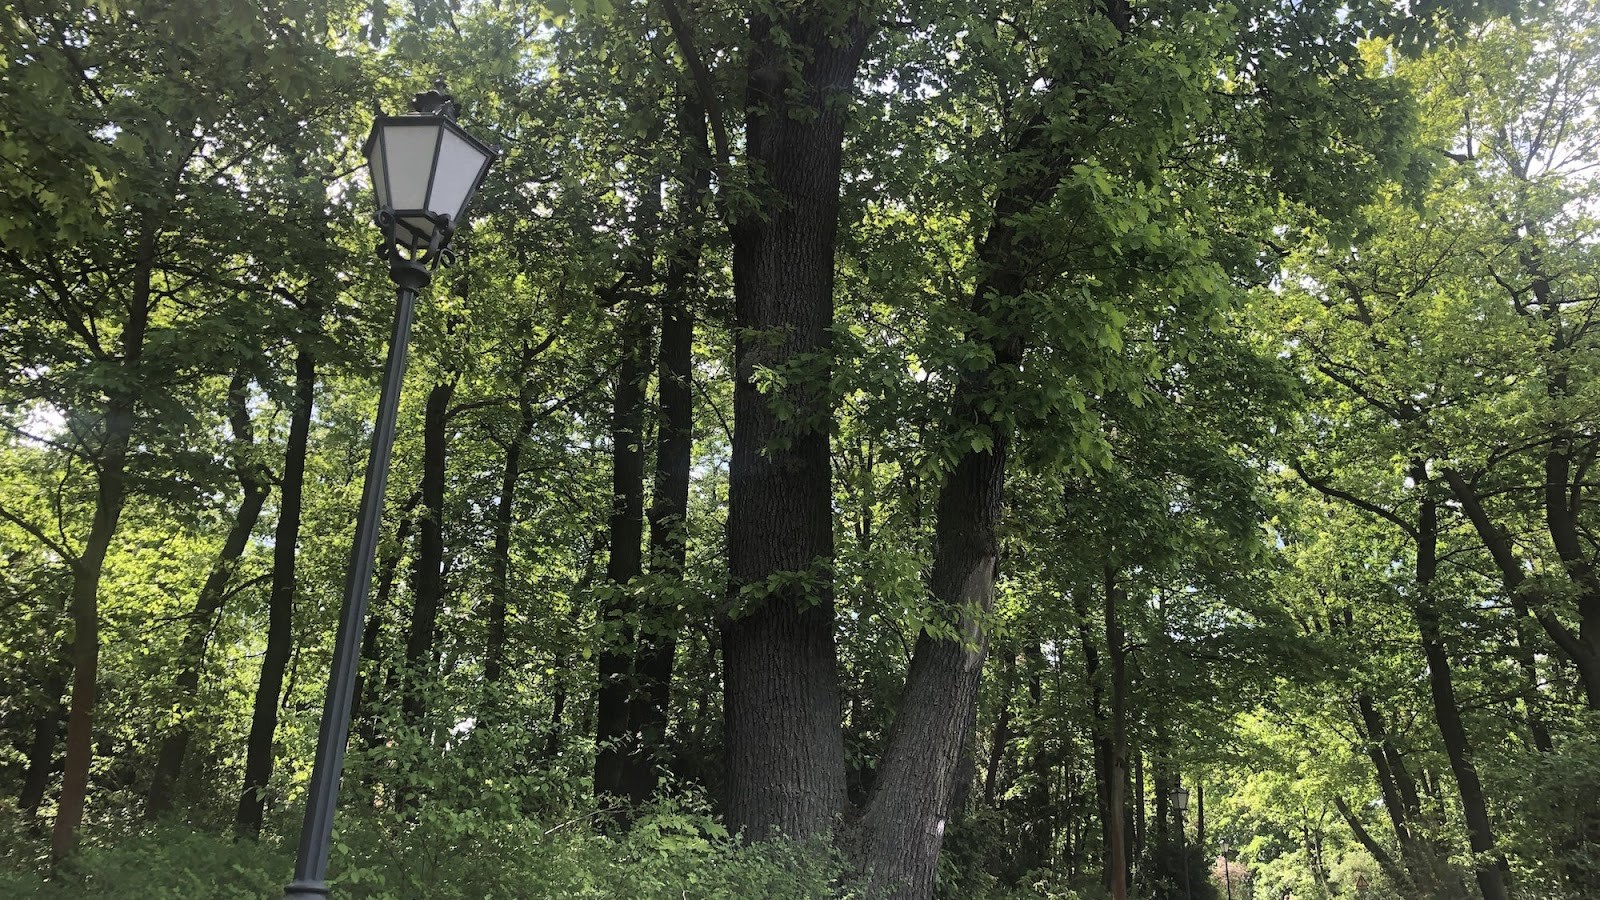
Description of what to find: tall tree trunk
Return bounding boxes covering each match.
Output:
[1106,568,1130,900]
[237,339,316,837]
[720,6,868,840]
[1414,469,1511,900]
[148,372,270,816]
[484,343,543,690]
[51,228,154,862]
[621,95,710,807]
[402,378,456,731]
[595,307,651,800]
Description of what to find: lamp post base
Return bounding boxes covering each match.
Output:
[284,880,330,899]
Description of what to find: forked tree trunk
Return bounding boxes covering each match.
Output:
[720,5,869,840]
[1443,466,1600,709]
[51,228,154,862]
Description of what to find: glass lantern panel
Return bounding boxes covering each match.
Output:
[377,121,442,211]
[368,141,390,210]
[427,126,493,223]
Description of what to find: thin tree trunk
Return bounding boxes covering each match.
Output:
[401,378,456,731]
[237,339,316,837]
[1106,568,1130,900]
[544,541,600,763]
[148,372,269,816]
[1021,642,1054,873]
[721,5,868,841]
[484,343,542,690]
[1076,584,1114,887]
[1413,468,1511,900]
[19,670,65,815]
[983,646,1017,807]
[1132,747,1145,866]
[1509,595,1554,753]
[621,95,710,807]
[594,304,652,801]
[1335,795,1409,890]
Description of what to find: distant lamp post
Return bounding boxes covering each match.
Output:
[1170,785,1191,816]
[1170,785,1194,900]
[284,79,496,900]
[1221,840,1235,900]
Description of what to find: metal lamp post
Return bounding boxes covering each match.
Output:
[284,79,496,900]
[1221,840,1235,900]
[1170,785,1193,900]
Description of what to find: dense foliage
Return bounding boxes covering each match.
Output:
[1,0,1596,898]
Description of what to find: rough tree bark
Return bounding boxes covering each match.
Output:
[719,4,869,840]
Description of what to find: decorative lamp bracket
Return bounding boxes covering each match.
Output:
[375,207,454,286]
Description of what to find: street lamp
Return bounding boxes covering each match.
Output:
[284,79,496,900]
[1170,785,1193,900]
[1170,785,1191,816]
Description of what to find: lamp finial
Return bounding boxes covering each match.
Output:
[412,78,459,120]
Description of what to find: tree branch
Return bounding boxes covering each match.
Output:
[0,502,79,565]
[657,0,731,167]
[1291,461,1418,537]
